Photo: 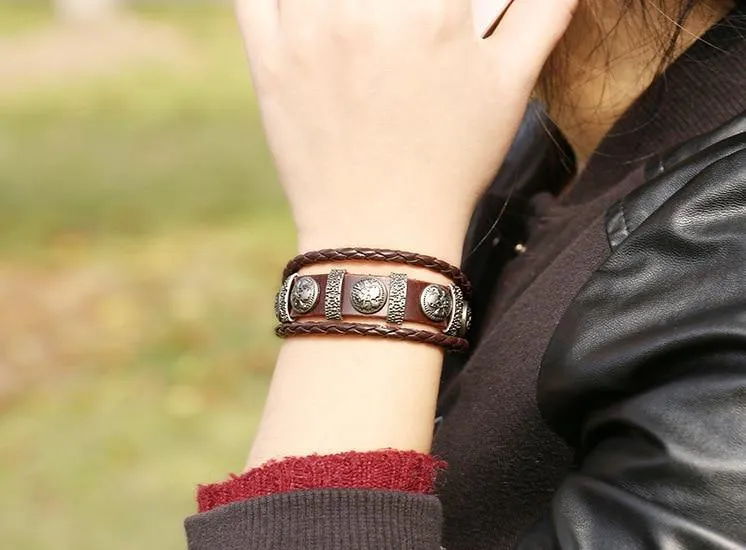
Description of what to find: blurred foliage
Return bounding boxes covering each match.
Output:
[0,0,286,254]
[0,0,51,34]
[0,1,293,549]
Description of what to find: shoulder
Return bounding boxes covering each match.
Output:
[539,116,746,444]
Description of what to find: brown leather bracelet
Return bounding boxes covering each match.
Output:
[275,271,471,337]
[275,321,470,353]
[283,248,472,299]
[292,273,448,330]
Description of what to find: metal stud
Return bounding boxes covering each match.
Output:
[275,273,298,323]
[324,269,346,320]
[351,278,388,315]
[420,284,452,323]
[387,273,408,325]
[459,302,473,337]
[290,276,320,314]
[444,284,464,337]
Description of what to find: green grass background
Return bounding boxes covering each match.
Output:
[0,2,293,548]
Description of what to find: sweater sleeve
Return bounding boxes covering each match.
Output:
[185,450,446,550]
[186,489,443,550]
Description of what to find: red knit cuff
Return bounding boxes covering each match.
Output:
[197,450,446,513]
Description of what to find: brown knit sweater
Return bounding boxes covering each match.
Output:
[186,10,746,549]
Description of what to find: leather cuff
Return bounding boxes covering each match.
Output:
[275,272,471,337]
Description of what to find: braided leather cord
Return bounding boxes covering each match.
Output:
[284,248,472,299]
[276,321,469,353]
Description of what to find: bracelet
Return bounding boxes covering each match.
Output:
[283,248,472,299]
[275,270,472,337]
[275,321,470,353]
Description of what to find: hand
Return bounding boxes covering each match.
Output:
[237,0,577,263]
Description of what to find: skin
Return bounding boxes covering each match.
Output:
[235,0,731,470]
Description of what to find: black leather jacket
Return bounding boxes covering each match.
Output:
[505,112,746,547]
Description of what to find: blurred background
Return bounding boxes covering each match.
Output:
[0,1,292,548]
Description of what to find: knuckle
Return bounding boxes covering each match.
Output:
[285,26,322,57]
[246,44,288,90]
[326,16,364,44]
[408,0,448,23]
[257,51,284,81]
[399,1,457,37]
[326,3,373,42]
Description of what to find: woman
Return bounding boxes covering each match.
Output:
[187,0,746,548]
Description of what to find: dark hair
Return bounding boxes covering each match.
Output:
[539,0,742,110]
[640,0,746,71]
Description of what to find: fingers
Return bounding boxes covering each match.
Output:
[275,0,312,33]
[276,0,473,39]
[235,0,280,56]
[484,0,578,80]
[473,0,512,38]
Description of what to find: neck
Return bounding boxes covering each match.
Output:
[545,1,732,164]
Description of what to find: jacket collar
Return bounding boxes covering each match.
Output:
[606,111,746,250]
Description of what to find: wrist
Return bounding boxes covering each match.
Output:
[297,219,471,268]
